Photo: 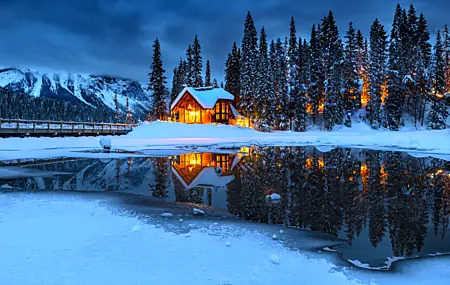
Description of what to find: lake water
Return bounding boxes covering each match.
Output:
[1,146,449,270]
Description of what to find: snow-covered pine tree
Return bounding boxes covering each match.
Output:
[343,22,360,115]
[321,11,344,130]
[147,38,168,121]
[356,30,369,108]
[273,38,290,130]
[367,19,388,129]
[256,28,275,132]
[405,4,421,125]
[114,93,121,123]
[307,24,324,126]
[255,27,270,130]
[416,13,432,126]
[290,19,307,132]
[192,35,203,87]
[385,4,406,131]
[170,67,179,104]
[205,59,211,86]
[240,11,258,120]
[186,44,194,86]
[428,30,449,129]
[443,25,450,93]
[225,42,241,102]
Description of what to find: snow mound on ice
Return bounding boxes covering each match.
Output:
[193,208,205,215]
[161,213,174,218]
[270,254,280,265]
[266,193,281,200]
[99,138,112,150]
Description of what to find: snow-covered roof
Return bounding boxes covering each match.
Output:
[171,86,234,110]
[172,167,235,189]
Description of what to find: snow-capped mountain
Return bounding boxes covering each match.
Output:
[0,68,151,118]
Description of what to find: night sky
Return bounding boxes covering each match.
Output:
[0,0,448,83]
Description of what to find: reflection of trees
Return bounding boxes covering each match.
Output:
[149,157,169,198]
[227,147,449,256]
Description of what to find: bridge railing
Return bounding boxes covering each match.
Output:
[0,118,137,133]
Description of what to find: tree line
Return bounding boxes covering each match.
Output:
[148,3,450,131]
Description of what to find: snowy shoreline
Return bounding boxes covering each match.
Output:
[1,192,449,285]
[0,122,449,161]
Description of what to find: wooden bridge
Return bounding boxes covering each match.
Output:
[0,119,136,138]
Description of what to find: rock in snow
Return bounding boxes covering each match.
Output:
[160,213,173,218]
[279,230,284,234]
[193,208,205,215]
[270,254,280,265]
[272,234,278,240]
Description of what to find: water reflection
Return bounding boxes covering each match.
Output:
[1,146,449,268]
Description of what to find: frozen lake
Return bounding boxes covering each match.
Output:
[1,146,449,271]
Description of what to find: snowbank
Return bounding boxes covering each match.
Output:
[1,193,449,285]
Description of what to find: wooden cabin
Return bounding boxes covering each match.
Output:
[170,86,243,125]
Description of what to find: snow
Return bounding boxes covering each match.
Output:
[9,193,450,285]
[0,122,450,161]
[270,254,280,265]
[161,213,174,218]
[225,241,231,247]
[171,87,234,109]
[193,208,205,215]
[99,138,112,150]
[172,166,235,189]
[266,193,282,200]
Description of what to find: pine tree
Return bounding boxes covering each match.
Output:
[240,11,258,120]
[192,35,203,87]
[273,38,290,130]
[356,30,369,108]
[186,44,194,86]
[343,22,360,115]
[417,13,432,126]
[367,19,388,129]
[428,30,449,130]
[213,78,219,88]
[385,4,406,131]
[170,67,179,104]
[147,38,167,120]
[290,19,307,132]
[255,27,274,132]
[114,93,121,123]
[443,25,450,93]
[307,24,324,126]
[205,59,211,86]
[225,42,241,103]
[321,11,344,130]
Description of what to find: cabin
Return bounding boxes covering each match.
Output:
[170,86,243,125]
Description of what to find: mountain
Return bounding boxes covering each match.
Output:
[0,67,151,120]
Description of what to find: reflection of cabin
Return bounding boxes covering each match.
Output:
[170,152,241,189]
[170,87,242,125]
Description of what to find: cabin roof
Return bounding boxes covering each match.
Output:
[171,86,234,110]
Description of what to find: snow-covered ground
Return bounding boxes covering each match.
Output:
[0,122,449,161]
[0,192,449,285]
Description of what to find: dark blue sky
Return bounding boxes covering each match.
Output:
[0,0,448,83]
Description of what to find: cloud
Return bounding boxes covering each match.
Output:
[0,0,448,83]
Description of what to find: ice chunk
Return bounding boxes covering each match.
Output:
[266,193,281,201]
[270,254,280,265]
[193,208,205,215]
[160,213,173,218]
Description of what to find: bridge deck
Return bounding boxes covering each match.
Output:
[0,119,136,138]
